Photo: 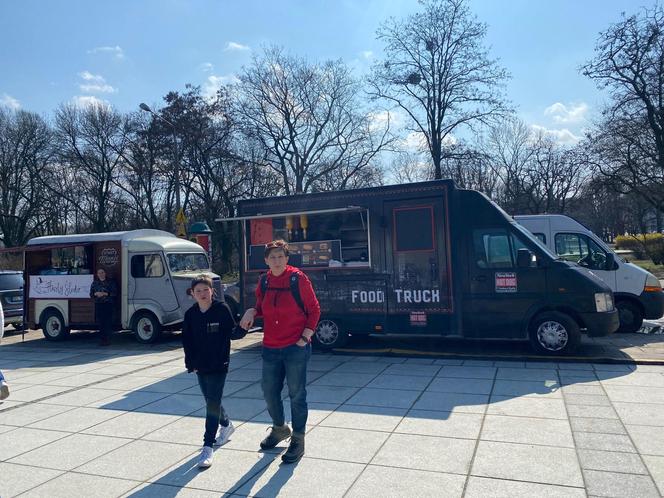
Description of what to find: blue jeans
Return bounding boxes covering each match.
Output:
[196,372,230,447]
[261,343,311,434]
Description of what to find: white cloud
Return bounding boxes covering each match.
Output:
[72,95,110,108]
[402,131,427,151]
[360,50,373,59]
[531,124,580,145]
[200,62,214,72]
[225,41,250,52]
[88,45,124,60]
[79,70,104,82]
[544,102,589,124]
[78,71,117,93]
[0,93,20,110]
[203,74,240,98]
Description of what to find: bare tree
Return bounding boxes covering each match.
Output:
[369,0,509,179]
[581,5,664,217]
[0,108,54,246]
[386,151,434,184]
[52,103,129,232]
[116,112,172,230]
[235,46,392,194]
[481,117,536,212]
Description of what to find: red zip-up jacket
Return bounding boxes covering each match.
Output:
[254,265,321,348]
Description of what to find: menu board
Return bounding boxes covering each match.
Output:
[247,239,342,270]
[288,240,341,267]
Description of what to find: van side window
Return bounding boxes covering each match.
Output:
[534,233,546,244]
[554,233,609,270]
[394,206,434,252]
[131,254,165,278]
[474,231,513,268]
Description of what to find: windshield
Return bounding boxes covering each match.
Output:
[510,222,558,259]
[167,253,210,273]
[0,273,23,290]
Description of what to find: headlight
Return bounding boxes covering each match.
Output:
[595,292,614,312]
[644,274,662,292]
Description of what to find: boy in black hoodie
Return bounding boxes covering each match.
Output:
[182,275,246,468]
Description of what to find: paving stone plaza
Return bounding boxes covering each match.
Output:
[1,330,664,497]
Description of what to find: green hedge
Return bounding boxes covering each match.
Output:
[615,233,664,264]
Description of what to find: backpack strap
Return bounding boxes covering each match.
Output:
[289,273,306,314]
[259,273,268,296]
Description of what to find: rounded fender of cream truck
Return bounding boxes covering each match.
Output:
[36,301,69,327]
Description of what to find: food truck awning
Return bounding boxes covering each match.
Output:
[216,206,365,223]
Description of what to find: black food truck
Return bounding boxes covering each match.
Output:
[220,180,619,355]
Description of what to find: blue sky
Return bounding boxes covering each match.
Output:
[0,0,651,144]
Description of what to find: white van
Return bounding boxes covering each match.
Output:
[24,229,221,343]
[515,215,664,332]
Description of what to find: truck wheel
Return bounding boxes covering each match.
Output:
[529,311,580,355]
[616,301,643,333]
[132,311,162,344]
[41,309,70,341]
[314,319,348,349]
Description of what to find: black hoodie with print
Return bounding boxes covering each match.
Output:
[182,300,246,373]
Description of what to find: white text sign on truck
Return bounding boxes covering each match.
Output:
[29,275,93,299]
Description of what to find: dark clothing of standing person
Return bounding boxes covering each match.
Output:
[90,269,117,346]
[182,276,247,468]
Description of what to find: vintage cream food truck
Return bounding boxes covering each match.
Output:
[24,229,221,343]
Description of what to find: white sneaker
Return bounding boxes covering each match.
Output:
[214,421,235,447]
[0,381,9,401]
[198,446,213,468]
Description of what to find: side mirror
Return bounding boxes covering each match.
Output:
[517,248,532,268]
[605,252,616,271]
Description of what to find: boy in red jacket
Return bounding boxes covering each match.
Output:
[240,239,320,464]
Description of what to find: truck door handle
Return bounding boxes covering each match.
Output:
[472,275,487,282]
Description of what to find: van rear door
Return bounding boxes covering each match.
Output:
[383,196,452,332]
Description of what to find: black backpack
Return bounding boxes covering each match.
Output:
[259,272,305,313]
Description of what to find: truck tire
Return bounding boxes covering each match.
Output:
[314,319,348,349]
[616,300,643,333]
[529,311,581,355]
[132,311,162,344]
[41,308,70,341]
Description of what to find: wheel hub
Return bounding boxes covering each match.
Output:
[537,321,568,351]
[316,320,339,345]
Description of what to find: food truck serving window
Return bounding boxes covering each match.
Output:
[245,210,370,270]
[36,245,92,275]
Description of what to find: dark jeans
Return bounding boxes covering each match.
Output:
[261,343,311,434]
[197,371,230,447]
[95,302,113,339]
